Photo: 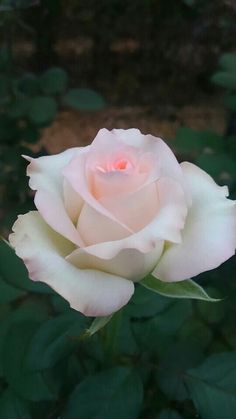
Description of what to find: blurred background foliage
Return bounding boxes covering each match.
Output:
[0,1,236,418]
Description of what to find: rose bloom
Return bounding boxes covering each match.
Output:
[9,129,236,316]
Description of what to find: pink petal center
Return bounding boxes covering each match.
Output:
[96,155,134,174]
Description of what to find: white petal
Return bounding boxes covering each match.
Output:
[63,178,84,224]
[100,182,159,232]
[9,212,134,317]
[80,177,187,259]
[77,203,130,246]
[67,244,163,282]
[25,148,85,246]
[153,162,236,282]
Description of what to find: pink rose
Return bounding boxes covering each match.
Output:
[9,129,236,316]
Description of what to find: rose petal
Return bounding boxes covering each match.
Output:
[9,212,134,317]
[91,169,148,200]
[90,128,186,192]
[63,178,84,224]
[112,128,185,183]
[79,177,187,259]
[25,149,85,246]
[77,182,159,246]
[153,162,236,282]
[100,181,159,232]
[63,149,134,233]
[77,203,130,246]
[67,243,164,282]
[63,129,188,236]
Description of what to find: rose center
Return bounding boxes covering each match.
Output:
[113,158,129,170]
[96,157,133,173]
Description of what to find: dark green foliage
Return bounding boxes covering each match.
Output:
[0,51,105,230]
[26,312,87,370]
[158,410,183,419]
[156,342,204,401]
[185,353,236,419]
[0,235,235,418]
[125,284,171,318]
[0,389,31,419]
[172,127,223,156]
[212,52,236,116]
[63,88,106,111]
[0,240,52,293]
[0,0,38,11]
[212,72,236,90]
[62,367,143,419]
[40,67,69,95]
[3,321,58,401]
[0,4,235,419]
[0,275,25,303]
[28,96,58,126]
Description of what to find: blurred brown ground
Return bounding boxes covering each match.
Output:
[39,103,226,154]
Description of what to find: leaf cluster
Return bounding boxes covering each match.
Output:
[0,239,235,418]
[0,46,105,230]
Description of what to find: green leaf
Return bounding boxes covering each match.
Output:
[51,294,70,313]
[63,88,106,111]
[0,74,9,100]
[156,342,204,402]
[0,275,25,304]
[85,314,113,337]
[40,67,69,95]
[225,94,236,111]
[0,48,10,72]
[179,319,213,349]
[0,0,38,11]
[196,153,236,183]
[141,275,219,302]
[26,311,86,370]
[197,287,225,324]
[0,301,49,377]
[28,96,58,125]
[0,389,31,419]
[219,53,236,72]
[132,300,192,357]
[7,98,31,119]
[185,352,236,419]
[20,124,40,143]
[3,320,56,401]
[0,239,52,293]
[0,115,18,142]
[17,73,40,96]
[62,367,143,419]
[211,72,236,90]
[125,284,171,318]
[171,127,223,155]
[158,409,183,419]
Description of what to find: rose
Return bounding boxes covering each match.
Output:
[9,129,236,316]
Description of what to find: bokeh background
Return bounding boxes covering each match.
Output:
[0,1,236,419]
[1,0,236,228]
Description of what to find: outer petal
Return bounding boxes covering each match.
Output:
[67,243,164,282]
[9,212,134,317]
[25,148,85,246]
[153,162,236,282]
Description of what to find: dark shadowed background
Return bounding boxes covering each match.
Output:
[0,1,236,419]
